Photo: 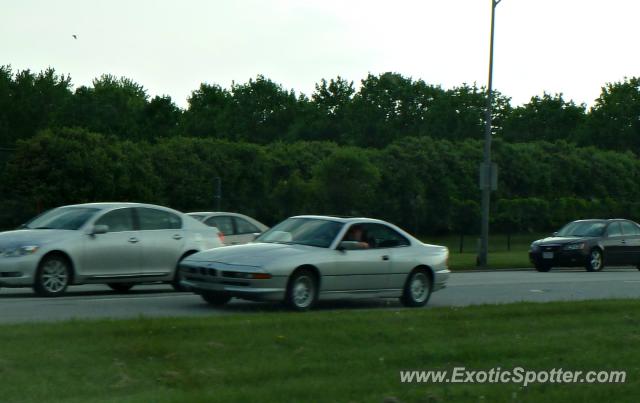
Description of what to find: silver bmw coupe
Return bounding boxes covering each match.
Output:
[180,215,449,310]
[0,203,223,296]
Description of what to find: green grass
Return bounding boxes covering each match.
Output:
[421,233,546,270]
[1,300,639,402]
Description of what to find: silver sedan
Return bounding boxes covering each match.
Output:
[187,212,269,246]
[180,215,449,310]
[0,203,223,296]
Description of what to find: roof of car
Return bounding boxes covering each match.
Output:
[291,215,389,224]
[188,212,244,216]
[65,202,177,211]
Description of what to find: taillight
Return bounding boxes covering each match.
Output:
[218,231,225,244]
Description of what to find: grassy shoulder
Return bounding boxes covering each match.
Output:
[1,300,639,403]
[423,233,543,270]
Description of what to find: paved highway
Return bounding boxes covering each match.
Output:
[1,269,640,324]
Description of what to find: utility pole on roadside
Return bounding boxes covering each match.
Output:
[478,0,501,268]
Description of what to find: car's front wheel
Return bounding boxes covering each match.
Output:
[201,292,231,306]
[34,255,71,297]
[286,269,318,311]
[535,264,551,272]
[400,269,432,307]
[108,283,134,293]
[586,248,604,272]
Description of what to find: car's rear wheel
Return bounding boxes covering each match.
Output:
[34,255,71,297]
[108,283,134,293]
[201,292,231,306]
[535,264,551,272]
[172,252,196,291]
[586,248,604,272]
[286,269,318,311]
[400,269,432,307]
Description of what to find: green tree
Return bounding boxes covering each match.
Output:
[180,83,231,138]
[0,66,73,145]
[579,77,640,152]
[59,74,148,140]
[311,148,381,215]
[502,93,586,142]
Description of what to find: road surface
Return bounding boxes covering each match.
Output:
[1,269,639,323]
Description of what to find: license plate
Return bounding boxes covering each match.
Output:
[542,252,554,259]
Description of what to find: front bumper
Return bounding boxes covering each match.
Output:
[0,254,40,287]
[529,248,588,267]
[179,261,287,302]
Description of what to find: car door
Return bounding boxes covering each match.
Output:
[603,222,625,265]
[322,223,391,292]
[204,215,236,245]
[135,207,185,275]
[620,220,640,265]
[232,216,262,245]
[81,207,141,277]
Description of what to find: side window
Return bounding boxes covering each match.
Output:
[621,221,640,236]
[137,208,182,230]
[95,208,135,232]
[606,222,623,237]
[363,224,410,249]
[205,216,235,235]
[235,217,259,234]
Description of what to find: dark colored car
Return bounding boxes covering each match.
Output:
[529,219,640,272]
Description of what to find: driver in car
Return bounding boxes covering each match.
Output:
[343,225,370,249]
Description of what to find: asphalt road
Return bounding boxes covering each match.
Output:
[2,269,640,324]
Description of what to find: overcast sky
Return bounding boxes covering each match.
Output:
[2,0,638,108]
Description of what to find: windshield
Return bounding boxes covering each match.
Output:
[25,207,101,230]
[256,217,344,248]
[556,221,606,237]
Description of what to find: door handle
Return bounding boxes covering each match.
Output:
[172,234,183,240]
[621,240,627,244]
[128,237,139,243]
[381,255,390,261]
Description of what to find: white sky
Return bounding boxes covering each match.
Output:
[1,0,638,108]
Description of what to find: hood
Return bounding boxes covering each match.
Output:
[0,229,79,249]
[534,236,595,246]
[186,242,318,266]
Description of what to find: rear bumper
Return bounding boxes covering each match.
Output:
[529,249,588,267]
[433,268,450,291]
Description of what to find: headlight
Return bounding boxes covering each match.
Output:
[530,243,539,251]
[563,243,584,251]
[3,245,40,257]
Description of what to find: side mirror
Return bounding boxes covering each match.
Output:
[251,232,261,241]
[337,241,366,251]
[90,225,109,235]
[552,232,558,236]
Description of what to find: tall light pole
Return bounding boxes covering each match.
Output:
[478,0,501,268]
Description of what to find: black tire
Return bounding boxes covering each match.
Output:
[201,292,231,306]
[585,248,604,272]
[172,252,195,291]
[637,265,640,271]
[285,269,318,311]
[400,269,433,307]
[108,283,134,293]
[33,255,71,297]
[535,264,551,272]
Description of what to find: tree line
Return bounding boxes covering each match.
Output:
[2,128,640,235]
[1,66,639,152]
